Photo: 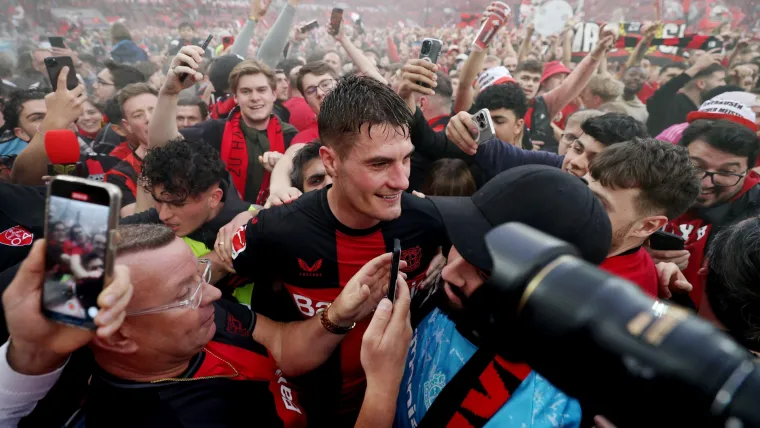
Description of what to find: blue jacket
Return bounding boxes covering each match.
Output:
[110,40,148,64]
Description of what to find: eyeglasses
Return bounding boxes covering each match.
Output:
[95,78,114,87]
[305,79,337,97]
[694,167,748,187]
[126,259,211,316]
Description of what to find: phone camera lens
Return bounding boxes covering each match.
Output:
[421,41,430,54]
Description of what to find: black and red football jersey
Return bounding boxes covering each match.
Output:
[230,186,448,422]
[84,299,307,427]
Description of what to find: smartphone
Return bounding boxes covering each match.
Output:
[471,109,496,144]
[42,176,121,330]
[387,239,401,303]
[329,8,344,37]
[179,34,213,83]
[649,230,686,251]
[48,36,66,49]
[299,19,319,34]
[45,56,79,91]
[418,38,443,89]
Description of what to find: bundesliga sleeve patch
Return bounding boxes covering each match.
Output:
[231,225,247,260]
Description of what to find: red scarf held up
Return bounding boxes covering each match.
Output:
[220,108,284,205]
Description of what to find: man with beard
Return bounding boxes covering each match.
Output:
[618,67,649,123]
[587,139,700,297]
[646,49,726,135]
[395,165,613,428]
[651,120,760,310]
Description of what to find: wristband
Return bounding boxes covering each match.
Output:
[318,303,355,335]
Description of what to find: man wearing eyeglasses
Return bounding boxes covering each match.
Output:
[653,120,760,311]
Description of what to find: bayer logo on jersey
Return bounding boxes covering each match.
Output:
[231,225,247,260]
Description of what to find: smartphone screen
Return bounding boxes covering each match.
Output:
[43,178,119,329]
[329,8,344,36]
[387,239,401,303]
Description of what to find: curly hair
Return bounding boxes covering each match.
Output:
[473,82,528,118]
[139,138,227,203]
[581,113,649,147]
[2,88,48,130]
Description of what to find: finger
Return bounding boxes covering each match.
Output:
[98,265,131,308]
[404,64,437,80]
[674,280,692,292]
[96,310,126,338]
[57,66,70,92]
[74,93,87,107]
[363,298,393,344]
[360,253,393,278]
[70,82,86,97]
[258,155,265,165]
[175,53,200,70]
[95,280,132,326]
[172,65,197,77]
[9,240,47,294]
[180,46,205,63]
[412,190,426,198]
[451,117,478,153]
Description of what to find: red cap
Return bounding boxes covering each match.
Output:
[540,61,571,85]
[44,129,81,165]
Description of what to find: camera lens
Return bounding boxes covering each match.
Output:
[421,41,430,54]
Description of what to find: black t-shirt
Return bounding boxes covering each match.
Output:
[0,184,46,272]
[230,186,447,423]
[83,299,307,428]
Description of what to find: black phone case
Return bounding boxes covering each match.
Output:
[418,39,443,89]
[49,37,66,49]
[649,230,685,251]
[388,239,401,302]
[45,56,78,91]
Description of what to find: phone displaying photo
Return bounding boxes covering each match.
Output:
[329,8,344,36]
[42,176,121,329]
[387,239,401,303]
[44,56,79,91]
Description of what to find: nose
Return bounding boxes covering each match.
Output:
[201,282,221,306]
[157,203,173,223]
[568,154,588,176]
[387,161,410,191]
[701,174,714,188]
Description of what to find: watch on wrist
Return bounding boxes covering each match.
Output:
[318,303,356,335]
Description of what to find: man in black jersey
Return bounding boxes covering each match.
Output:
[216,75,448,426]
[0,224,411,427]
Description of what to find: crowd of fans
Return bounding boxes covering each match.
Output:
[0,0,760,426]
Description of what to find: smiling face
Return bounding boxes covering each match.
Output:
[77,101,103,134]
[688,139,748,208]
[234,73,276,129]
[301,72,337,115]
[562,133,606,177]
[320,124,413,229]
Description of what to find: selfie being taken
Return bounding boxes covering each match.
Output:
[1,0,760,427]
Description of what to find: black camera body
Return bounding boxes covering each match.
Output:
[459,223,760,428]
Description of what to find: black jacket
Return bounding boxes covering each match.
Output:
[646,73,698,136]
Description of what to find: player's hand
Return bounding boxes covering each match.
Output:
[258,151,284,172]
[215,210,257,273]
[656,262,693,300]
[264,187,302,208]
[360,284,412,399]
[646,246,690,271]
[446,111,479,155]
[330,253,408,326]
[163,45,205,96]
[4,240,132,375]
[43,67,87,130]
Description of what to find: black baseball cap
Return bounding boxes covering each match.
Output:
[429,165,612,270]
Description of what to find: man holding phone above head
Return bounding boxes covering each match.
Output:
[150,45,299,205]
[0,225,413,427]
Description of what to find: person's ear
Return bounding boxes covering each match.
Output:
[91,326,138,355]
[320,145,339,178]
[514,118,525,136]
[13,127,31,142]
[695,78,706,91]
[111,123,128,137]
[634,216,669,239]
[209,186,223,207]
[121,118,133,135]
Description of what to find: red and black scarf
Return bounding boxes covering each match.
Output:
[220,108,284,205]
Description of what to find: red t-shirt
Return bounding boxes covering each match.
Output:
[552,102,579,130]
[664,171,760,309]
[637,82,658,104]
[599,247,659,298]
[291,124,320,145]
[282,97,316,132]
